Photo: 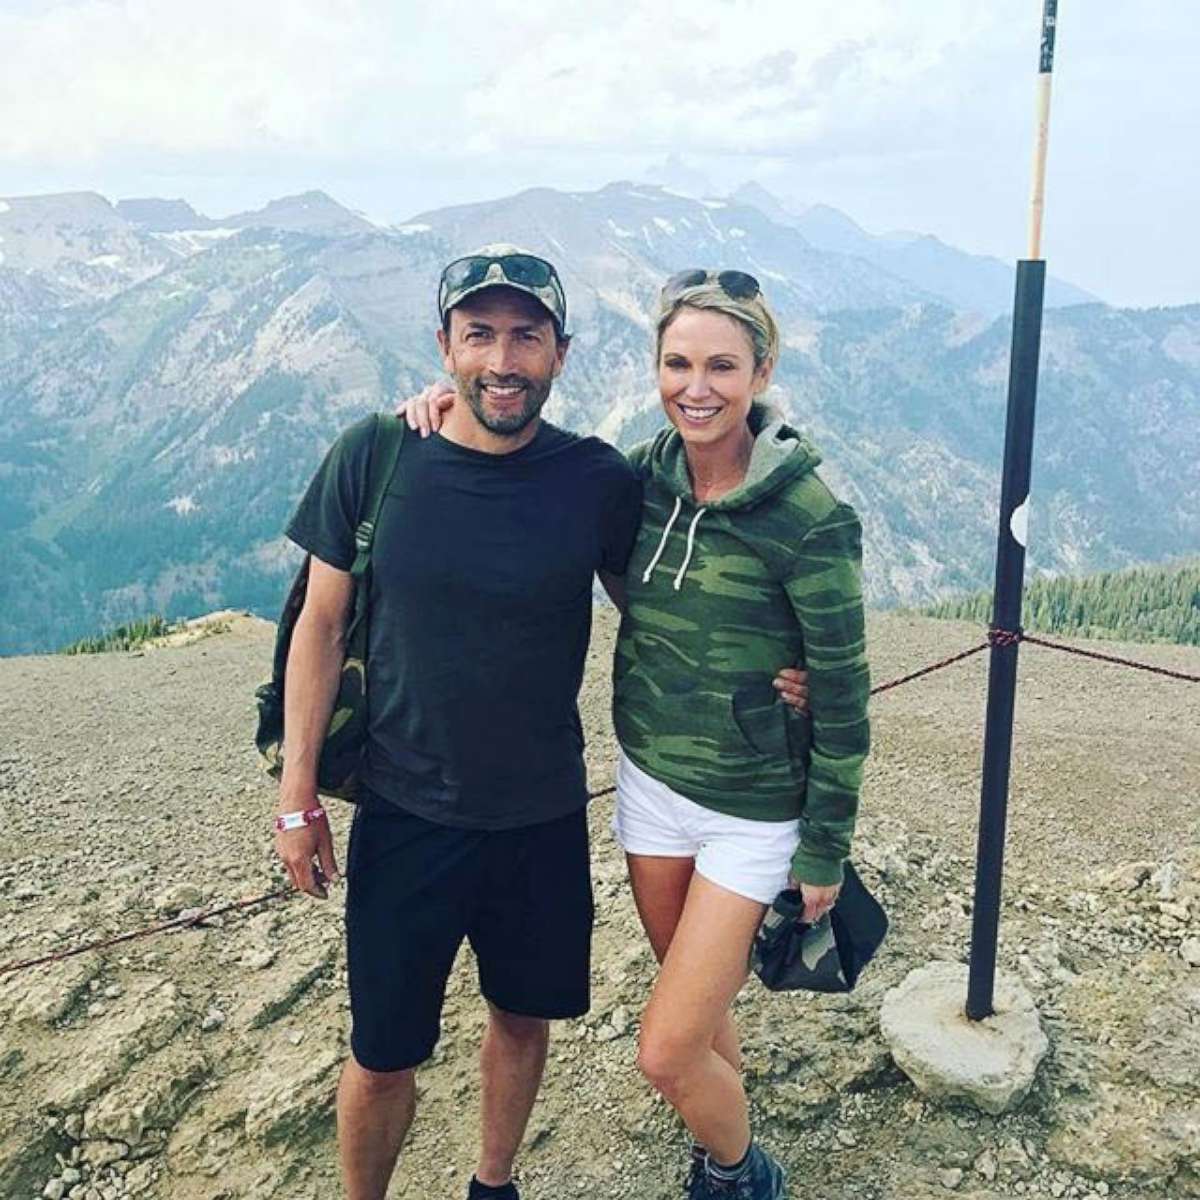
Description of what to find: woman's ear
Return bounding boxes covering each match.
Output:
[753,357,776,396]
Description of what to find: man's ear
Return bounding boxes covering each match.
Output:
[551,333,571,379]
[436,326,454,373]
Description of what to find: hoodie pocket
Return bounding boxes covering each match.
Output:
[731,681,812,766]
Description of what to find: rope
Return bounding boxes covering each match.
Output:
[869,642,989,695]
[3,628,1193,979]
[1020,631,1200,683]
[0,888,291,979]
[1,788,625,980]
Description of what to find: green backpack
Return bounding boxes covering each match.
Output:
[254,413,406,800]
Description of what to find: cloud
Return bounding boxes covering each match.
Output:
[458,1,1015,161]
[1,1,1014,168]
[0,0,415,164]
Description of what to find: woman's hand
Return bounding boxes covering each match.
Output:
[790,879,840,924]
[773,666,809,713]
[396,379,456,436]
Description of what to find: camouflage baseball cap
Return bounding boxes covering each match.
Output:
[438,244,568,334]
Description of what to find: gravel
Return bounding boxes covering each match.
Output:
[1,610,1197,1199]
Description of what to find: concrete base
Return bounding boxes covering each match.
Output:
[879,960,1049,1115]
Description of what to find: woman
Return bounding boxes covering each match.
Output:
[404,270,869,1200]
[610,271,869,1199]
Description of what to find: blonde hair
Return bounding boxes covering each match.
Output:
[654,279,780,371]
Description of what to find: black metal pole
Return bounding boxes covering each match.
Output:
[966,262,1046,1020]
[965,0,1058,1022]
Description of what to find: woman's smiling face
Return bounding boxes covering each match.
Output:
[657,307,772,449]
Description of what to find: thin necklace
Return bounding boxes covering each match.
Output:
[691,435,752,500]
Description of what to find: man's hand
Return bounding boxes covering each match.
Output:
[275,795,340,900]
[397,379,456,437]
[773,666,809,713]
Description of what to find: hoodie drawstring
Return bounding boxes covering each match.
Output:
[642,496,682,583]
[641,496,707,591]
[673,508,707,591]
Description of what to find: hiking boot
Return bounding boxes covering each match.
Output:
[683,1143,707,1193]
[690,1144,787,1199]
[466,1177,519,1200]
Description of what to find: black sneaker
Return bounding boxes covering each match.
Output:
[695,1144,787,1199]
[467,1177,519,1200]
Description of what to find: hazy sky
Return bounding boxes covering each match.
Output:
[2,0,1197,307]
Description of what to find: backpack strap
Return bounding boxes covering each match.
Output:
[351,414,406,581]
[342,414,405,651]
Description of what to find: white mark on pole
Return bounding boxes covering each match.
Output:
[1010,497,1030,547]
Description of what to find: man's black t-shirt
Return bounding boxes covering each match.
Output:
[286,416,642,830]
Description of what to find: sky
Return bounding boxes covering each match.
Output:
[1,0,1198,308]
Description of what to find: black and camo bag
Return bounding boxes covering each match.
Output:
[751,862,887,993]
[254,413,405,800]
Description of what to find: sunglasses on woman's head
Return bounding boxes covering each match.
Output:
[662,269,762,302]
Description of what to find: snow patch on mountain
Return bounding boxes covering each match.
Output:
[652,217,676,235]
[395,223,431,236]
[154,228,239,257]
[593,390,658,444]
[247,536,301,574]
[1163,323,1200,368]
[782,319,823,357]
[212,445,258,467]
[597,289,652,330]
[0,200,10,214]
[700,213,725,243]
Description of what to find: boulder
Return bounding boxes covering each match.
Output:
[880,961,1048,1115]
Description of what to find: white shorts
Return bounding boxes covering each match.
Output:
[611,752,800,905]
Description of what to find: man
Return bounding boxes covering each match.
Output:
[274,246,643,1200]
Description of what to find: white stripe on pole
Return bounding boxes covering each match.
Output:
[1027,72,1053,261]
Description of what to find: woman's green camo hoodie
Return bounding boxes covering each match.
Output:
[614,402,871,887]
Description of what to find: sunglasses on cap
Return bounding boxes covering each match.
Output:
[442,252,558,292]
[438,252,567,328]
[662,269,762,302]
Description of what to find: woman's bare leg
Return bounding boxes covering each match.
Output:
[634,871,767,1165]
[626,853,742,1071]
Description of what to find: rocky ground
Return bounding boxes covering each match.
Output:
[0,610,1197,1200]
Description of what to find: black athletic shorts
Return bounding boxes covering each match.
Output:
[345,795,594,1072]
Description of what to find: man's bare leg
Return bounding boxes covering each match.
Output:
[338,1056,417,1200]
[476,1005,550,1187]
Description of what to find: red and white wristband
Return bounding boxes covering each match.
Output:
[275,806,327,832]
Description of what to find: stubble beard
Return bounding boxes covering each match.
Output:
[458,373,553,437]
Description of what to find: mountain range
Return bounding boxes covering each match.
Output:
[0,181,1196,655]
